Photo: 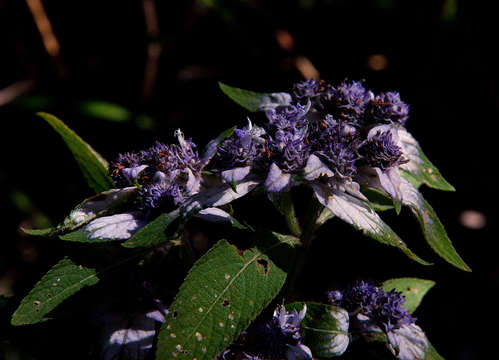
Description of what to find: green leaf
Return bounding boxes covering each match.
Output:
[122,211,180,248]
[38,112,113,193]
[362,186,395,211]
[156,238,292,360]
[398,129,455,191]
[11,258,99,325]
[80,100,132,122]
[312,183,431,266]
[425,342,445,360]
[381,278,436,313]
[22,187,137,237]
[400,177,471,271]
[286,302,350,357]
[218,82,292,112]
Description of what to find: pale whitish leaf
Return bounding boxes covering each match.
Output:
[287,302,350,358]
[60,212,147,243]
[11,258,99,325]
[398,129,455,191]
[196,207,250,230]
[99,306,167,360]
[312,183,430,265]
[303,154,334,181]
[381,278,435,314]
[221,166,251,185]
[264,163,292,193]
[181,176,261,214]
[400,177,471,271]
[156,238,293,360]
[219,82,292,112]
[38,112,113,193]
[23,187,137,237]
[387,324,429,360]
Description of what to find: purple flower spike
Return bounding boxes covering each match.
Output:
[329,81,373,122]
[367,92,409,125]
[362,128,407,171]
[328,281,416,332]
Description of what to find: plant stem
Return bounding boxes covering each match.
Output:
[282,198,323,300]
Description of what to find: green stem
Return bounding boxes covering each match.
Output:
[283,199,323,300]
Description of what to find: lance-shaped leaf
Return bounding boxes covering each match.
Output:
[196,207,251,231]
[398,129,454,191]
[286,302,350,358]
[400,177,471,271]
[361,186,395,212]
[156,237,294,360]
[11,258,99,325]
[38,112,113,193]
[312,183,430,265]
[122,211,180,248]
[381,278,436,314]
[219,82,292,112]
[425,343,445,360]
[23,187,138,237]
[60,212,147,243]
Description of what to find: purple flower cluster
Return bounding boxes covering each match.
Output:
[110,130,202,210]
[214,79,409,195]
[218,306,311,360]
[327,281,415,332]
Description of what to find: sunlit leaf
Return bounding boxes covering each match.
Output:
[38,112,113,193]
[400,177,471,271]
[219,82,292,112]
[156,237,294,359]
[398,129,454,191]
[312,183,430,265]
[381,278,435,314]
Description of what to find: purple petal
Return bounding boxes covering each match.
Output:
[122,165,148,183]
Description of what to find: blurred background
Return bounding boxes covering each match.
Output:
[0,0,495,359]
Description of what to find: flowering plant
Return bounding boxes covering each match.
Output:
[11,79,469,360]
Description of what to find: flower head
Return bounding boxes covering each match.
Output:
[328,81,373,122]
[366,92,409,125]
[328,281,415,332]
[110,130,202,210]
[361,129,407,171]
[219,305,311,360]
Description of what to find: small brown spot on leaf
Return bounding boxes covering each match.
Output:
[222,299,230,307]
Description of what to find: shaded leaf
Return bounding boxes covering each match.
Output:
[122,211,180,248]
[381,278,435,313]
[286,302,350,358]
[219,82,292,112]
[11,258,99,325]
[38,112,113,193]
[400,177,471,271]
[312,184,430,265]
[156,238,292,360]
[398,129,454,191]
[361,186,395,211]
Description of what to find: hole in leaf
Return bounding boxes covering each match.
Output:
[256,258,269,275]
[222,299,230,307]
[173,311,178,319]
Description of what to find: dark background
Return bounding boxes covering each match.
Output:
[0,0,496,359]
